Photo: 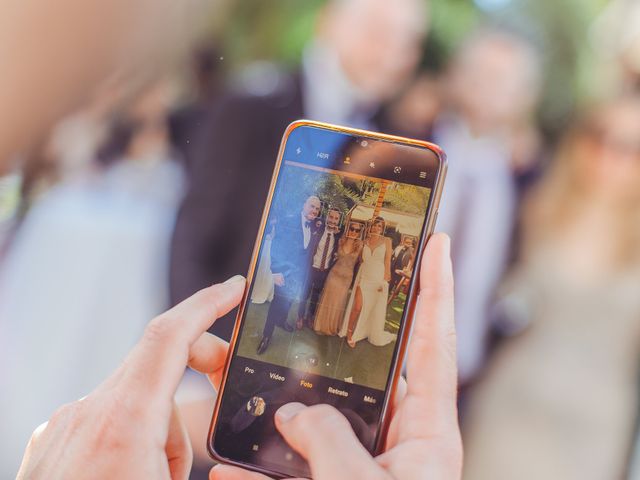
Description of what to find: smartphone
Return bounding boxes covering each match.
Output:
[208,120,447,478]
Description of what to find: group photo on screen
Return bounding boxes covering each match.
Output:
[236,164,430,390]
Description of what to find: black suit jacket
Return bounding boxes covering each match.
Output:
[270,214,321,292]
[169,75,304,338]
[391,246,414,274]
[310,228,342,271]
[170,72,389,340]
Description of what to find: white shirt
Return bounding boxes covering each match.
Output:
[313,229,337,270]
[301,213,311,249]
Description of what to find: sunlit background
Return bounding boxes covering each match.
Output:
[2,0,640,478]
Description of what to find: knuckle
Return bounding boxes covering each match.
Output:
[87,394,136,451]
[27,421,49,447]
[144,315,174,343]
[42,400,87,440]
[48,401,78,427]
[200,286,222,317]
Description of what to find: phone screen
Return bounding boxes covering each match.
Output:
[210,122,444,477]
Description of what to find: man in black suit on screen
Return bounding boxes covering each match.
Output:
[297,207,343,329]
[390,236,416,292]
[257,196,322,354]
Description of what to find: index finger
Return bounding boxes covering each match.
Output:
[403,233,458,438]
[117,275,245,407]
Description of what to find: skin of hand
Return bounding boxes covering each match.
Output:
[16,275,246,480]
[273,273,285,287]
[210,233,462,480]
[17,233,460,480]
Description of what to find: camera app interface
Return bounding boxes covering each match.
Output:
[213,125,439,477]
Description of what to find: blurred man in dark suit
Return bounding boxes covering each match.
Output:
[257,196,322,354]
[170,0,428,340]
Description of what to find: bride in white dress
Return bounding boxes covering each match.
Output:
[340,216,396,347]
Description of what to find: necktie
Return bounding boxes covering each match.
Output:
[320,232,333,270]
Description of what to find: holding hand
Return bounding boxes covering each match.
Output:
[211,233,462,480]
[273,273,285,287]
[17,276,246,480]
[17,234,461,480]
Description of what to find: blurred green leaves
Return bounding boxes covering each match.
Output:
[221,0,324,68]
[211,0,612,131]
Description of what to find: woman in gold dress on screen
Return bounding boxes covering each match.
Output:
[313,220,364,335]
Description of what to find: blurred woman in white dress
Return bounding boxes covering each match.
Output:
[340,216,395,347]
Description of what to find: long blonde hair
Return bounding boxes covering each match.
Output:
[522,95,640,267]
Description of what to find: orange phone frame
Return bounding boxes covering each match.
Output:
[207,119,447,478]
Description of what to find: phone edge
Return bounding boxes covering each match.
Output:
[207,119,448,478]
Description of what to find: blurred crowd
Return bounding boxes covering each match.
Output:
[3,0,640,478]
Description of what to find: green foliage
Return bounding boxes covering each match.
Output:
[274,168,384,219]
[428,0,481,58]
[383,184,429,216]
[212,0,611,133]
[220,0,324,68]
[273,166,428,226]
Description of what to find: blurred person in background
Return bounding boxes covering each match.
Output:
[592,0,640,94]
[0,77,186,477]
[169,45,225,172]
[386,71,443,140]
[170,1,427,471]
[462,94,640,480]
[433,28,543,383]
[170,0,428,340]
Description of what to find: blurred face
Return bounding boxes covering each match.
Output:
[327,210,341,229]
[371,220,384,235]
[575,101,640,200]
[403,237,414,248]
[449,35,539,130]
[322,0,427,102]
[347,221,363,238]
[303,197,322,221]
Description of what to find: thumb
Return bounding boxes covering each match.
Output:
[274,403,384,479]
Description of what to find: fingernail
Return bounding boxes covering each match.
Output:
[276,402,306,423]
[222,274,245,285]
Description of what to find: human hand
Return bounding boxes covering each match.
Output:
[211,233,461,480]
[273,273,285,287]
[17,275,246,480]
